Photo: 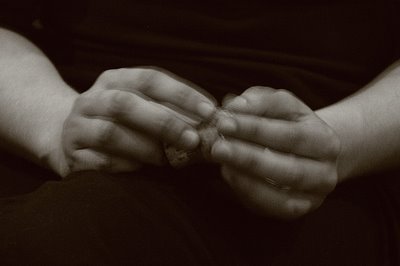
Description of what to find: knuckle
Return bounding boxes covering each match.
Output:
[72,94,92,113]
[246,118,263,138]
[273,89,299,109]
[242,86,273,105]
[322,166,338,192]
[63,119,82,146]
[107,90,131,116]
[324,128,341,159]
[98,68,130,88]
[139,68,160,82]
[159,115,175,132]
[138,67,160,76]
[73,95,85,108]
[246,86,276,95]
[241,152,261,170]
[286,162,306,187]
[274,89,295,99]
[95,120,117,146]
[132,68,161,92]
[286,124,304,148]
[174,86,193,103]
[246,86,265,95]
[102,69,117,78]
[98,69,118,85]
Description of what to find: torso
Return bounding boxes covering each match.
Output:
[38,0,399,108]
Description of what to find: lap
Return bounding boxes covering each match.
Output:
[0,160,397,265]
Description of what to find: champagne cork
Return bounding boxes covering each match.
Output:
[164,110,291,191]
[164,109,231,168]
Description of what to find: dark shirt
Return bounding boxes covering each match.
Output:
[1,0,400,108]
[0,3,400,264]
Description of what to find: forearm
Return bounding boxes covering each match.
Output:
[0,28,78,165]
[316,60,400,182]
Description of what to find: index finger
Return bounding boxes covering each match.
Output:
[223,87,311,121]
[97,67,217,120]
[216,113,339,160]
[77,89,201,150]
[221,166,321,219]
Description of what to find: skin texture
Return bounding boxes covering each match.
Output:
[211,87,340,219]
[1,27,400,219]
[0,29,216,177]
[209,60,400,219]
[316,61,400,180]
[56,68,216,176]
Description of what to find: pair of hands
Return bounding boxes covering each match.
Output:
[54,67,340,219]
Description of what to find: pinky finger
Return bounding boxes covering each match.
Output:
[221,166,322,220]
[68,149,140,174]
[108,157,141,173]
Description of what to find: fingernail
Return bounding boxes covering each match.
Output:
[224,96,247,109]
[217,117,236,133]
[197,101,216,119]
[179,129,200,149]
[211,140,231,161]
[221,166,232,182]
[287,200,311,215]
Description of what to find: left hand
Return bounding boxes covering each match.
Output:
[211,87,341,219]
[46,67,216,177]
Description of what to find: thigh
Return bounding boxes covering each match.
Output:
[169,167,396,266]
[0,168,219,265]
[0,165,396,265]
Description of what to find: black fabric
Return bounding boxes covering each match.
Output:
[49,0,399,109]
[1,1,399,107]
[0,0,400,265]
[0,165,398,265]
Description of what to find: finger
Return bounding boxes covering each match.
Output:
[106,155,142,173]
[221,93,238,106]
[68,149,140,173]
[223,87,312,120]
[221,166,322,219]
[64,117,165,165]
[75,90,200,149]
[212,139,337,193]
[96,68,217,119]
[216,113,340,160]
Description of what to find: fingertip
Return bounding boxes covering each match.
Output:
[223,96,247,110]
[211,140,231,161]
[216,116,237,134]
[221,165,233,183]
[178,129,200,149]
[286,199,312,217]
[197,101,216,119]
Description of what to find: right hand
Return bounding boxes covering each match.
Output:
[49,67,216,177]
[211,87,340,219]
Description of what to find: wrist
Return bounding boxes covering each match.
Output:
[315,104,365,182]
[36,90,78,175]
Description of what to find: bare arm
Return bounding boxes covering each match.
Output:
[317,60,400,182]
[0,28,77,165]
[211,60,400,219]
[0,28,216,176]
